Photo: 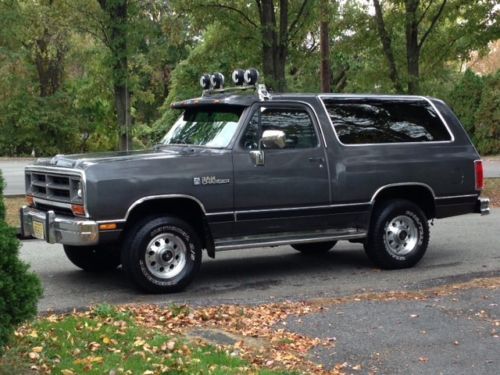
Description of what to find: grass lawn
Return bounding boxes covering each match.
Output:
[0,305,292,375]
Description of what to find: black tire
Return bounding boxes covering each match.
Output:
[63,244,121,272]
[291,241,337,254]
[121,216,202,293]
[365,199,429,269]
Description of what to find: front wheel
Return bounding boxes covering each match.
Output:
[365,199,429,269]
[63,245,121,272]
[121,216,202,293]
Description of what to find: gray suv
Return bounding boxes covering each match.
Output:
[20,76,490,293]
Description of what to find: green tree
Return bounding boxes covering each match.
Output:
[371,0,498,94]
[175,0,316,91]
[96,0,132,151]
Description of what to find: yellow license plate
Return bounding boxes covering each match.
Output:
[32,220,45,240]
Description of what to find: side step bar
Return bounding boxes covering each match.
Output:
[215,229,367,251]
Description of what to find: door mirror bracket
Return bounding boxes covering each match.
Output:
[250,150,265,166]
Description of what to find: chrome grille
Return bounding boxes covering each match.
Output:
[26,170,82,205]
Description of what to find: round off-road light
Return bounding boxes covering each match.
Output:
[232,69,245,85]
[210,73,225,89]
[199,74,211,89]
[244,68,259,85]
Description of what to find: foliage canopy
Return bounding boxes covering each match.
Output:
[0,0,498,154]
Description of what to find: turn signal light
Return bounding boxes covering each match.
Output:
[474,160,484,191]
[99,223,117,231]
[26,195,34,207]
[71,204,86,216]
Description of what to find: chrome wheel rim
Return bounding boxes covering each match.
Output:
[384,215,419,256]
[145,233,187,279]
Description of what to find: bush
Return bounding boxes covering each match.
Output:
[447,69,484,137]
[0,170,42,355]
[474,71,500,155]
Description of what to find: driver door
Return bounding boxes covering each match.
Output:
[232,103,330,236]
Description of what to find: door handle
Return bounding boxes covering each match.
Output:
[308,157,324,163]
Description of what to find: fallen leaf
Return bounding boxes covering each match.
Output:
[28,330,38,338]
[166,340,175,351]
[28,352,40,360]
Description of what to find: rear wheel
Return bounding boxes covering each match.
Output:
[121,216,202,293]
[63,245,121,272]
[291,241,337,254]
[365,199,429,269]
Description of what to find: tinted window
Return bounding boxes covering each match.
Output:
[241,108,318,149]
[323,99,451,144]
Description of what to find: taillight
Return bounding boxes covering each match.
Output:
[474,160,484,191]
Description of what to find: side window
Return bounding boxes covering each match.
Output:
[323,99,451,144]
[241,107,318,149]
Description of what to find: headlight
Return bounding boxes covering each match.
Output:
[76,182,83,199]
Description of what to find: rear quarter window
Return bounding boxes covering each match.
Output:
[322,98,452,144]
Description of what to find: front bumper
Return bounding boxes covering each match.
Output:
[476,197,490,215]
[20,206,99,245]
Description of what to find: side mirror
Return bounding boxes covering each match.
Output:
[261,130,286,149]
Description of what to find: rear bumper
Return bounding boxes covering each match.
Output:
[476,197,490,215]
[20,206,99,245]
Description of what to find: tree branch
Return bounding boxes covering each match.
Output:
[288,0,309,35]
[372,0,404,93]
[204,3,258,28]
[417,0,434,26]
[418,0,447,48]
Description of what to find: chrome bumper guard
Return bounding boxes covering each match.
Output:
[20,206,99,245]
[476,197,490,216]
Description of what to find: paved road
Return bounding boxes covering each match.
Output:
[0,159,33,195]
[485,157,500,178]
[286,287,499,374]
[20,209,500,312]
[2,158,500,196]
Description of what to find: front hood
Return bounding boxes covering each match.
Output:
[32,147,223,169]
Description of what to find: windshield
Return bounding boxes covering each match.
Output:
[161,106,243,148]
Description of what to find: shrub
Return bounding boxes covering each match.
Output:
[447,69,484,137]
[474,71,500,155]
[0,170,43,355]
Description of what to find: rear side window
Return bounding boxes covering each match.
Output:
[322,98,452,144]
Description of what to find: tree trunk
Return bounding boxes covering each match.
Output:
[260,0,278,90]
[405,0,420,94]
[276,0,288,91]
[99,0,132,151]
[259,0,288,92]
[373,0,404,93]
[319,0,331,93]
[34,28,66,97]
